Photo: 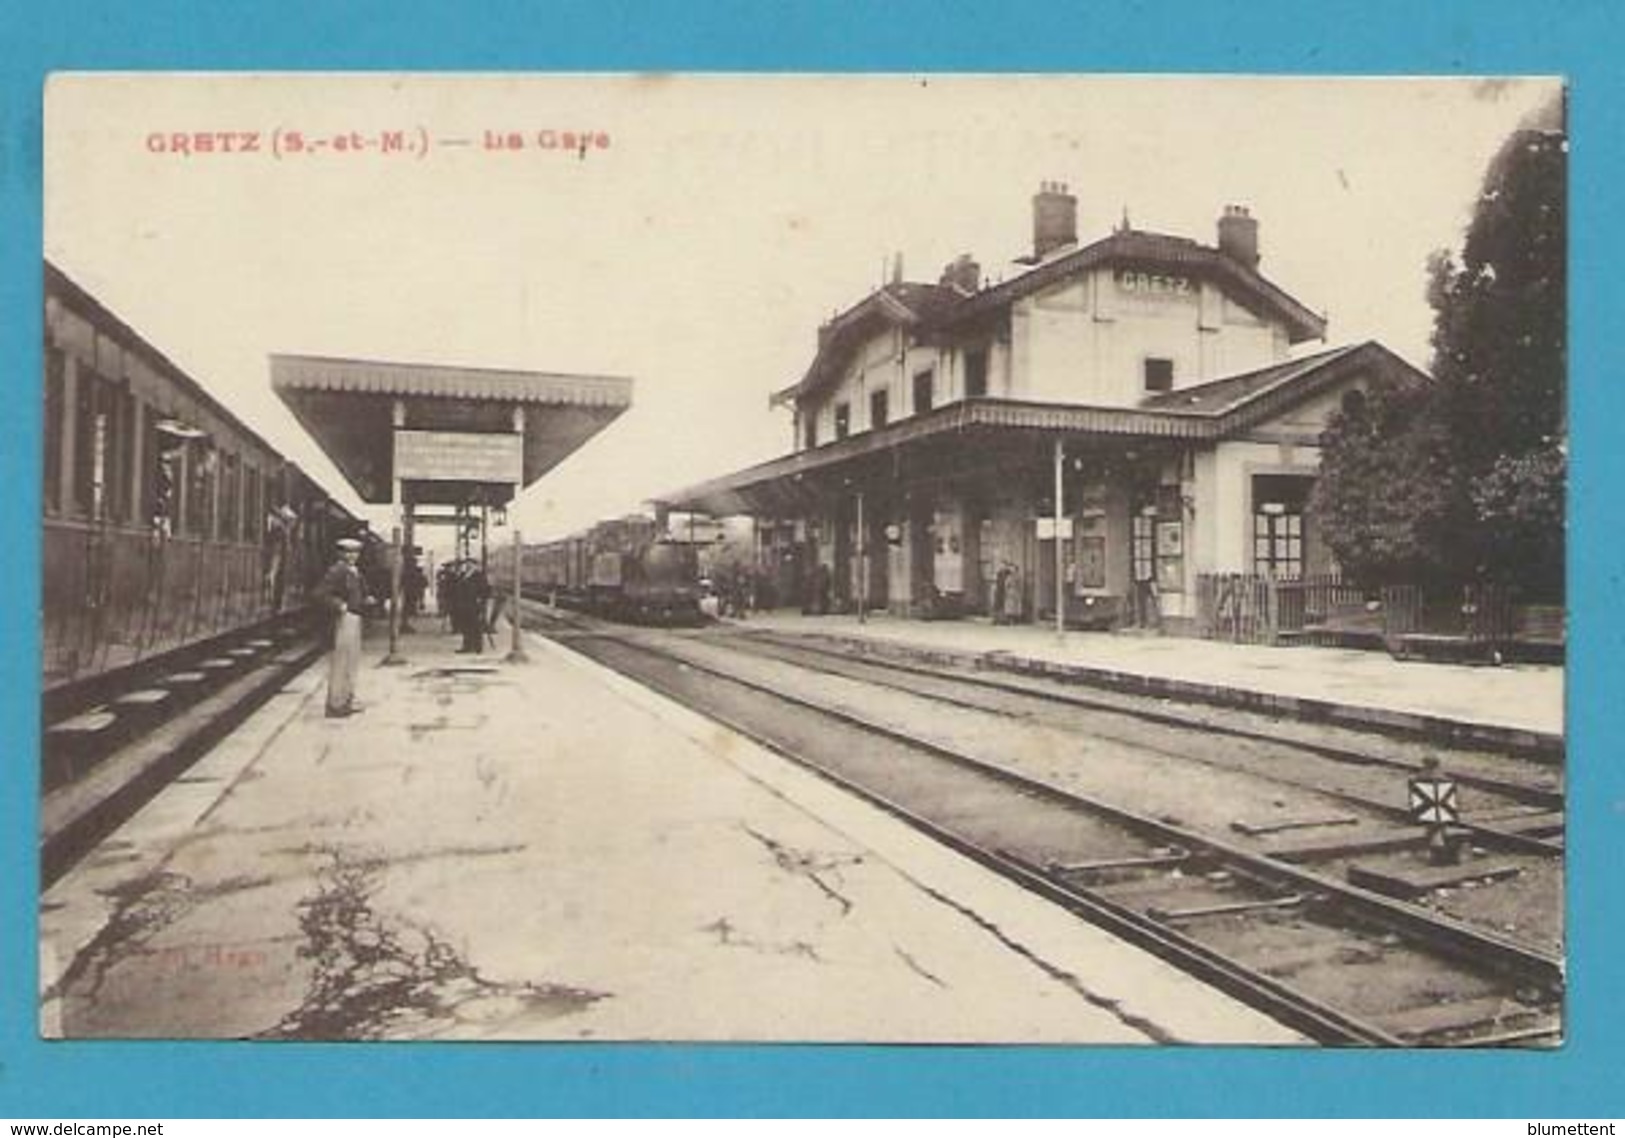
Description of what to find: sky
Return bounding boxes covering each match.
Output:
[43,73,1561,546]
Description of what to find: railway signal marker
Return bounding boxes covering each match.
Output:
[1408,775,1460,826]
[1409,760,1461,865]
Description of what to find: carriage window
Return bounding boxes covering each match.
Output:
[72,369,133,522]
[221,453,241,541]
[245,465,262,542]
[72,373,98,517]
[115,388,135,523]
[43,345,64,512]
[187,442,217,538]
[145,408,173,531]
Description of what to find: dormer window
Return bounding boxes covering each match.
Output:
[834,402,851,440]
[804,415,818,450]
[913,369,935,414]
[870,389,889,429]
[1144,357,1174,393]
[965,348,989,398]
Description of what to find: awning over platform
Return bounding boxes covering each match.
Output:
[272,353,632,506]
[656,341,1418,517]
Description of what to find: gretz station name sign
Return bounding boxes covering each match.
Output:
[1114,269,1194,296]
[394,430,523,484]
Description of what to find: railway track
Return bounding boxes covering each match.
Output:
[41,617,324,886]
[712,629,1565,857]
[521,604,1562,1046]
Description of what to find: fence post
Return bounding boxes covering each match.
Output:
[1264,570,1277,646]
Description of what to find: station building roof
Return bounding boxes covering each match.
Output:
[773,228,1330,410]
[272,353,631,506]
[660,341,1424,517]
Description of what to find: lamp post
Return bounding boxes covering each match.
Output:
[856,490,867,625]
[506,528,529,664]
[380,524,406,666]
[1054,437,1066,639]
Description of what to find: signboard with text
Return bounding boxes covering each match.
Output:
[394,430,523,483]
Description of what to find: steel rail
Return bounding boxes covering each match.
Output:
[734,628,1563,810]
[705,630,1566,861]
[548,624,1562,1033]
[566,633,1396,1046]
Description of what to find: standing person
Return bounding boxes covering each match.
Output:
[1000,563,1023,626]
[402,554,427,619]
[451,559,491,653]
[435,561,454,630]
[313,537,367,718]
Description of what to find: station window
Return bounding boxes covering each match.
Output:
[1252,475,1311,579]
[834,402,851,440]
[913,369,935,414]
[869,389,889,430]
[1254,508,1302,579]
[1144,357,1174,393]
[965,348,989,398]
[1076,513,1106,590]
[1131,512,1155,583]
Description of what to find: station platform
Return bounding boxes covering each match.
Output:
[40,619,1301,1044]
[735,612,1565,750]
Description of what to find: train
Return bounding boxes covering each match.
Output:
[42,260,368,696]
[490,514,705,626]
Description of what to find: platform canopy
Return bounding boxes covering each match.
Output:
[271,353,632,507]
[655,341,1415,518]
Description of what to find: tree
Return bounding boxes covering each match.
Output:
[1314,100,1566,599]
[1312,377,1474,589]
[1430,119,1566,596]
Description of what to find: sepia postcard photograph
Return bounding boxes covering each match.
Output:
[36,72,1566,1056]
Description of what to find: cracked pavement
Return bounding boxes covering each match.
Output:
[40,626,1301,1043]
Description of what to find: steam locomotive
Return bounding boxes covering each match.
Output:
[491,514,704,626]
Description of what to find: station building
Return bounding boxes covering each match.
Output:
[657,184,1428,634]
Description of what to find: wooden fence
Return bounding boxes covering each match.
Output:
[1194,572,1553,657]
[1196,572,1368,646]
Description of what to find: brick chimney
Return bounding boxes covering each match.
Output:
[1032,181,1078,260]
[939,253,981,294]
[1217,204,1260,267]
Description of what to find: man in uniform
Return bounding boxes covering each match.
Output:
[314,537,368,717]
[450,558,492,653]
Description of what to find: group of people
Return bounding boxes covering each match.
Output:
[699,566,760,620]
[437,557,494,654]
[314,541,504,719]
